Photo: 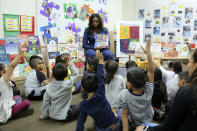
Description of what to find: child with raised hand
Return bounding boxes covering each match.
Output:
[76,50,121,131]
[40,53,80,121]
[105,60,126,117]
[120,38,154,130]
[24,55,49,100]
[0,44,32,124]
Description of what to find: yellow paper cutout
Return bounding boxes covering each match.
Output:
[178,5,184,9]
[162,6,168,10]
[120,26,130,39]
[155,37,159,42]
[171,0,176,4]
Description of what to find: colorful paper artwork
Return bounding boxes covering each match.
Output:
[138,9,145,19]
[67,44,78,59]
[162,17,170,27]
[58,44,69,54]
[183,25,191,37]
[194,20,197,30]
[120,26,130,39]
[145,20,151,28]
[153,9,160,19]
[130,26,140,42]
[40,22,56,40]
[40,0,60,21]
[185,8,193,19]
[98,9,108,24]
[64,3,78,19]
[173,16,182,27]
[153,27,160,35]
[47,37,58,44]
[79,4,94,21]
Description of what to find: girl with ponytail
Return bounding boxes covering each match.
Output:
[105,60,126,117]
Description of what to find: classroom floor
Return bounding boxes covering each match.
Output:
[1,84,96,131]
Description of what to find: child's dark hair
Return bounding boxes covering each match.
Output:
[52,63,68,81]
[179,71,190,83]
[105,60,118,84]
[168,62,173,69]
[127,67,147,89]
[154,68,168,104]
[87,56,98,72]
[29,55,43,68]
[172,62,182,74]
[0,63,5,71]
[55,53,70,64]
[81,71,97,93]
[126,60,138,70]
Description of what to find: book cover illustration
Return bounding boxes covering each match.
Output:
[94,34,109,48]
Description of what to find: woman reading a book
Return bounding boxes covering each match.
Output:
[83,13,114,70]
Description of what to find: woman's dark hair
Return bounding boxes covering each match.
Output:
[87,56,98,72]
[81,71,97,93]
[188,49,197,115]
[88,13,103,33]
[127,67,147,89]
[105,60,118,84]
[126,60,138,69]
[52,63,68,81]
[153,68,168,108]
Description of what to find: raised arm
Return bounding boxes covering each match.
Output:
[61,54,78,83]
[83,29,94,50]
[3,44,22,84]
[142,38,154,82]
[95,50,105,96]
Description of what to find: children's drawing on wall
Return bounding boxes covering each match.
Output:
[194,20,197,30]
[162,17,170,27]
[153,27,160,35]
[65,23,82,44]
[155,20,160,25]
[153,9,160,19]
[79,4,94,21]
[99,0,107,5]
[40,22,56,43]
[183,25,191,37]
[130,26,140,42]
[145,20,151,28]
[64,3,78,19]
[185,19,191,25]
[40,0,60,21]
[48,52,60,59]
[168,32,175,42]
[98,9,108,25]
[173,16,182,27]
[145,34,151,42]
[138,9,144,19]
[185,8,193,19]
[193,34,197,41]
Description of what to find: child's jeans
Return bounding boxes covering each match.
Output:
[11,96,30,117]
[95,119,122,131]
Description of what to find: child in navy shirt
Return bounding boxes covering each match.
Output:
[76,50,121,131]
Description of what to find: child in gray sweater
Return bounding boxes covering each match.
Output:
[40,54,80,121]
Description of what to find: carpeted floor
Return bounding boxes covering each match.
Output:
[1,83,96,131]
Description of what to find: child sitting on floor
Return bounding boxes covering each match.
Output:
[76,50,121,131]
[178,71,190,88]
[0,64,20,96]
[105,60,126,118]
[152,68,168,109]
[0,44,32,124]
[24,55,49,100]
[119,39,154,130]
[40,53,80,121]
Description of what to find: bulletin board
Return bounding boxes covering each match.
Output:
[136,0,197,44]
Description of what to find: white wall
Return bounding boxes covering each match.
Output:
[0,0,136,38]
[0,0,36,38]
